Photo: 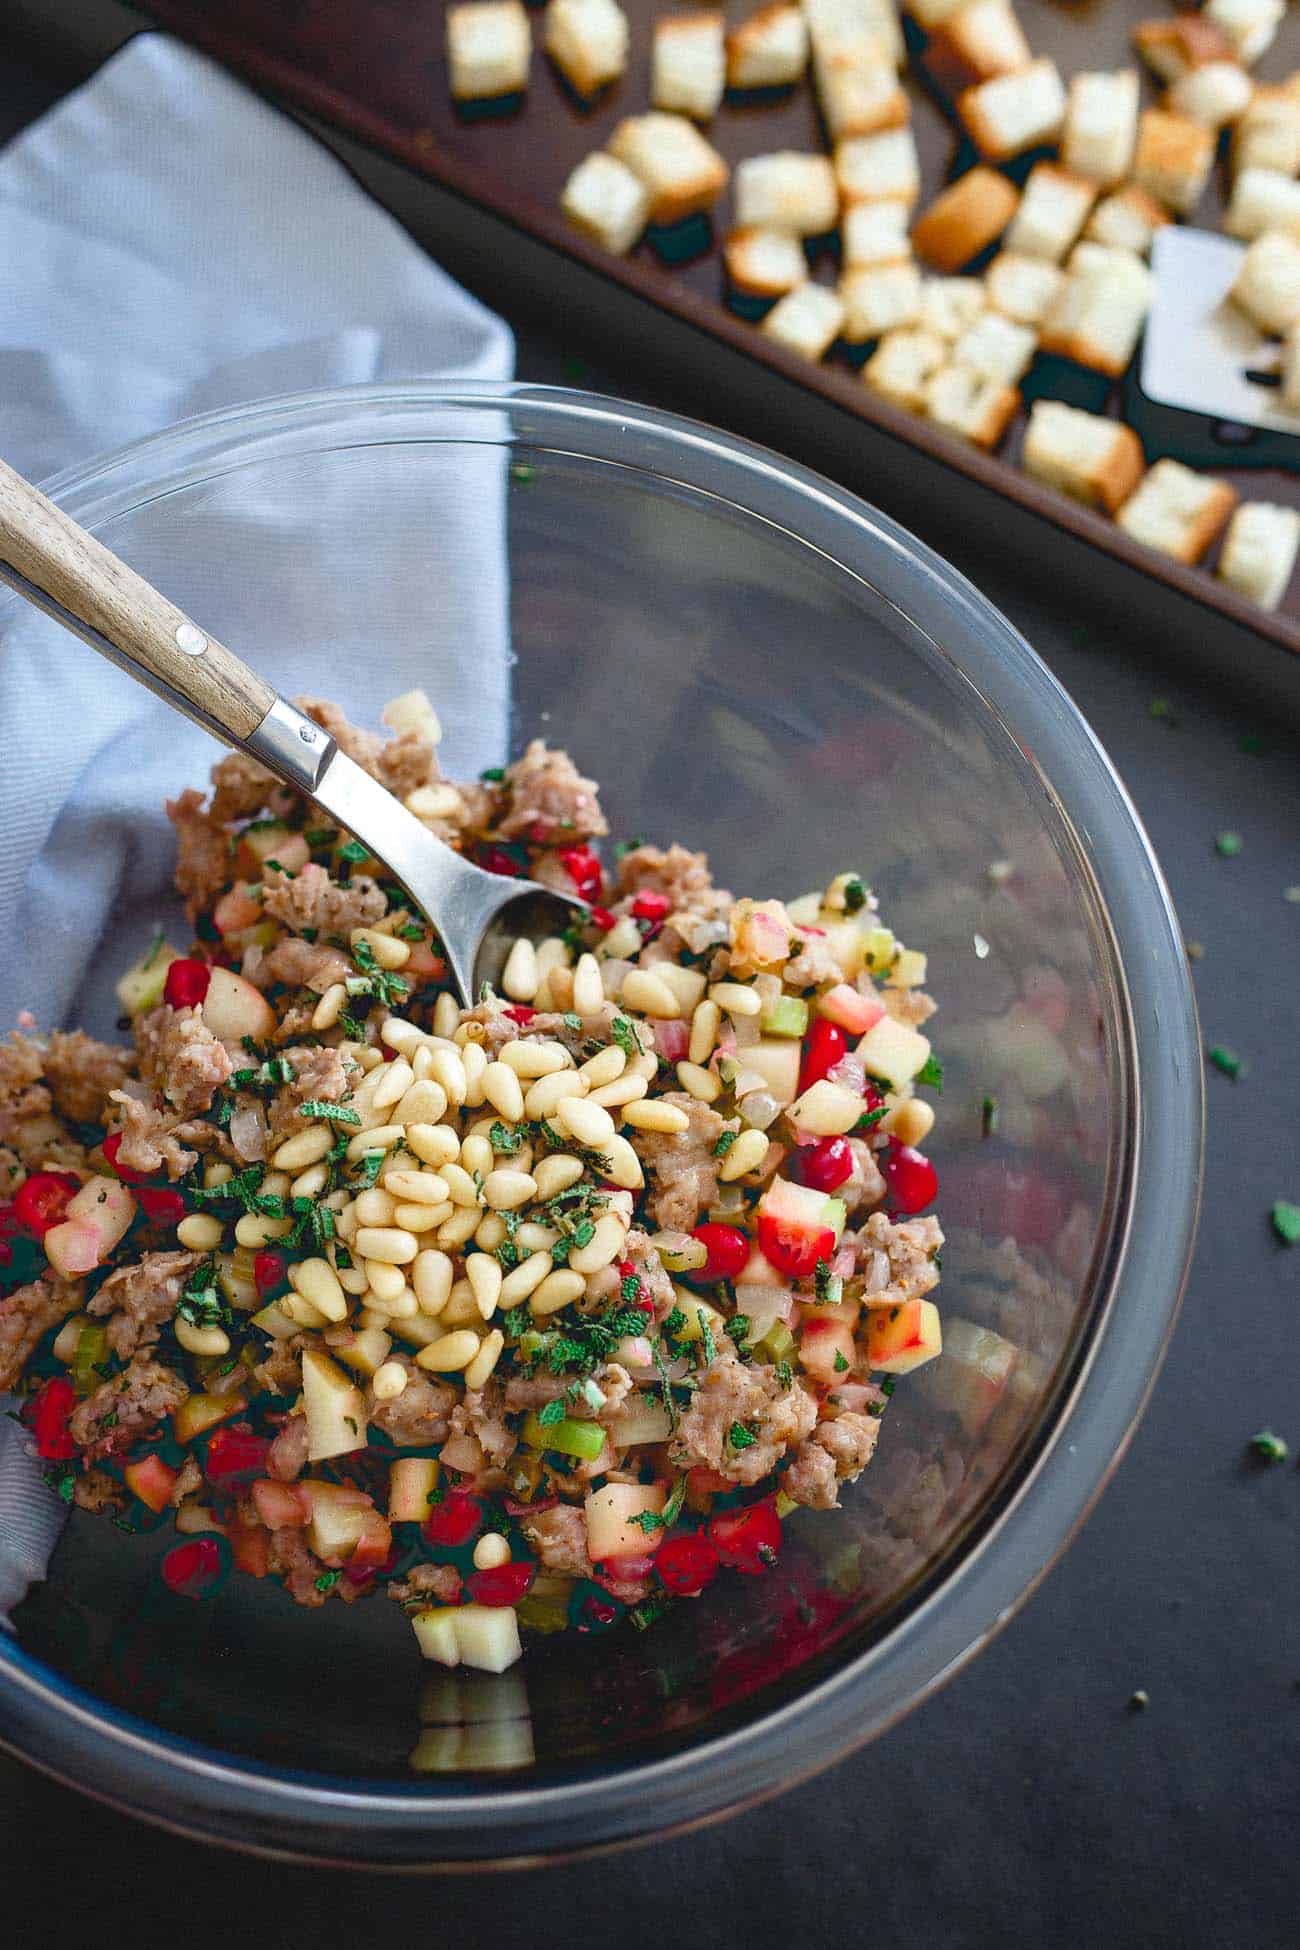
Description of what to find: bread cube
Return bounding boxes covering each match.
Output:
[1005,164,1099,262]
[735,152,839,235]
[726,5,810,88]
[842,196,912,265]
[952,309,1037,382]
[1133,108,1215,214]
[1282,322,1300,414]
[812,32,910,139]
[1224,168,1300,244]
[1204,0,1285,67]
[652,13,726,120]
[835,127,922,207]
[1039,246,1153,376]
[805,0,905,69]
[1133,15,1237,84]
[911,166,1020,271]
[840,259,924,339]
[1233,86,1300,179]
[862,327,949,410]
[984,251,1066,325]
[608,114,729,225]
[1062,69,1140,186]
[447,0,531,100]
[1218,503,1300,610]
[1117,460,1237,563]
[1168,61,1254,131]
[1084,184,1170,257]
[1229,229,1300,335]
[1021,399,1145,513]
[544,0,628,97]
[561,151,650,253]
[926,0,1032,86]
[918,275,987,339]
[958,59,1068,161]
[923,364,1019,447]
[724,226,809,296]
[762,281,846,359]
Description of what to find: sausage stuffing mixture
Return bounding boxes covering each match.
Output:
[0,691,943,1672]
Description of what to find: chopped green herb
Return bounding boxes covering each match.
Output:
[1148,697,1176,725]
[509,463,535,486]
[854,1105,888,1133]
[1270,1201,1300,1246]
[1248,1428,1288,1463]
[338,1011,367,1041]
[842,876,867,913]
[571,1219,596,1251]
[713,1130,739,1159]
[563,1012,582,1032]
[620,1273,642,1305]
[42,1464,76,1505]
[981,1094,999,1138]
[501,1304,532,1341]
[299,1099,361,1123]
[610,1015,642,1059]
[1206,1046,1243,1081]
[314,1570,343,1593]
[727,1421,758,1451]
[663,1307,686,1337]
[489,1120,524,1154]
[775,1360,794,1390]
[1215,831,1243,858]
[813,1259,842,1305]
[916,1054,943,1092]
[479,766,506,782]
[537,1397,567,1428]
[628,1507,666,1534]
[305,826,337,847]
[338,839,369,865]
[630,1589,675,1632]
[355,1151,386,1191]
[662,1477,686,1529]
[833,1351,850,1373]
[728,1313,751,1346]
[696,1310,717,1366]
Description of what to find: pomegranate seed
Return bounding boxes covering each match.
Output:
[691,1222,750,1283]
[253,1249,287,1297]
[503,1005,536,1025]
[13,1172,80,1238]
[27,1376,78,1460]
[793,1136,855,1193]
[422,1492,484,1548]
[160,1537,226,1601]
[163,958,212,1010]
[558,846,603,903]
[656,1531,719,1596]
[631,890,671,923]
[799,1019,847,1092]
[882,1142,939,1215]
[708,1500,781,1574]
[136,1186,187,1227]
[467,1560,535,1606]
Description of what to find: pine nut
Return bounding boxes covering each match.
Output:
[710,981,762,1017]
[366,1285,418,1319]
[578,1045,625,1088]
[602,1134,645,1190]
[365,1257,408,1302]
[392,1203,446,1232]
[393,1080,448,1126]
[483,1168,538,1211]
[460,1134,494,1178]
[413,1249,454,1316]
[689,1000,722,1063]
[262,1170,292,1197]
[621,969,680,1017]
[416,1330,481,1373]
[547,966,575,1012]
[432,992,460,1038]
[472,1531,511,1570]
[519,1071,578,1120]
[464,1329,505,1391]
[373,1058,415,1110]
[467,1253,503,1319]
[502,937,539,1001]
[462,1042,488,1107]
[600,917,641,960]
[371,1361,408,1401]
[347,1124,403,1161]
[718,1129,770,1181]
[410,1046,434,1081]
[355,1188,396,1227]
[279,1293,328,1329]
[289,1256,348,1322]
[352,1045,384,1072]
[532,1153,585,1199]
[272,1124,334,1170]
[567,1212,626,1273]
[311,983,347,1031]
[499,1039,571,1078]
[355,1226,419,1265]
[336,1203,358,1242]
[383,1168,449,1206]
[531,1269,586,1316]
[499,1250,554,1304]
[204,1161,234,1189]
[177,1214,223,1251]
[482,1061,526,1122]
[624,1100,691,1134]
[573,953,604,1015]
[588,1074,649,1109]
[380,1016,425,1055]
[475,1212,508,1250]
[656,964,707,1011]
[290,1163,329,1199]
[405,1123,459,1167]
[175,1317,231,1356]
[352,928,411,970]
[234,1213,293,1248]
[440,1281,481,1327]
[556,1097,616,1146]
[439,1162,481,1208]
[337,1265,369,1295]
[517,1221,560,1251]
[437,1206,483,1250]
[429,1047,467,1106]
[535,938,570,989]
[676,1060,719,1101]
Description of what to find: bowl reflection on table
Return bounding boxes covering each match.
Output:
[0,385,1200,1866]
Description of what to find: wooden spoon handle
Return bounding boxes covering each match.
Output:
[0,455,275,741]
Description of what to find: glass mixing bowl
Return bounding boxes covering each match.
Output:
[0,384,1201,1865]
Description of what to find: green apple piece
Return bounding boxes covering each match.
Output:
[301,1347,366,1461]
[760,994,809,1038]
[116,938,180,1016]
[740,1039,802,1107]
[856,1014,932,1089]
[333,1325,393,1378]
[860,926,896,974]
[454,1604,524,1674]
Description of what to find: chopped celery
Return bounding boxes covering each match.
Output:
[774,1489,798,1518]
[522,1411,605,1460]
[71,1322,108,1397]
[760,994,809,1039]
[516,1574,574,1635]
[861,926,896,974]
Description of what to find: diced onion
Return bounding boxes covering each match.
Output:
[738,1088,782,1130]
[229,1105,268,1161]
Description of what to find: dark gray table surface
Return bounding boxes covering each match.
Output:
[1,16,1297,1947]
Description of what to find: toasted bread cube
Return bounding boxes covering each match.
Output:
[762,281,846,359]
[1168,61,1253,130]
[1117,460,1237,563]
[1133,15,1236,84]
[805,0,905,69]
[1228,229,1300,335]
[918,275,986,338]
[927,0,1032,86]
[1218,503,1300,611]
[911,166,1020,271]
[842,196,912,265]
[1039,246,1153,376]
[835,128,922,207]
[1062,70,1140,186]
[812,32,910,139]
[1022,399,1145,513]
[1133,108,1215,214]
[724,225,809,296]
[984,251,1066,325]
[951,309,1037,382]
[958,59,1067,161]
[1005,164,1099,262]
[863,327,949,410]
[1224,168,1300,244]
[447,0,531,99]
[1233,87,1300,179]
[840,259,924,338]
[726,4,809,87]
[608,114,729,224]
[924,364,1019,447]
[1282,323,1300,414]
[735,152,839,234]
[561,151,651,253]
[1204,0,1284,67]
[652,13,726,119]
[544,0,628,96]
[1084,184,1170,257]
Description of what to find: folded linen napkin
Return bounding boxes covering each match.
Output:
[0,32,515,1623]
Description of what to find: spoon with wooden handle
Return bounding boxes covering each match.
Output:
[0,455,585,1003]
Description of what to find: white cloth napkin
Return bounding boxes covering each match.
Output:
[0,32,515,1623]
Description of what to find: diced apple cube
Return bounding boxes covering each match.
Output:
[739,1038,802,1106]
[585,1481,666,1561]
[798,1314,859,1381]
[174,1391,246,1445]
[302,1478,384,1564]
[673,1295,728,1345]
[250,1302,301,1340]
[787,1078,865,1135]
[201,966,277,1045]
[866,1297,942,1372]
[856,1013,932,1088]
[333,1325,393,1378]
[818,983,886,1035]
[887,947,927,988]
[412,1607,462,1666]
[606,1393,675,1446]
[915,1314,1018,1434]
[43,1177,137,1278]
[115,939,179,1016]
[389,1455,441,1524]
[454,1604,524,1673]
[301,1347,367,1462]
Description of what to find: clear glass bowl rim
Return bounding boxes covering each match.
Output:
[0,382,1203,1867]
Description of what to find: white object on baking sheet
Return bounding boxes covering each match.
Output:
[1141,224,1299,435]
